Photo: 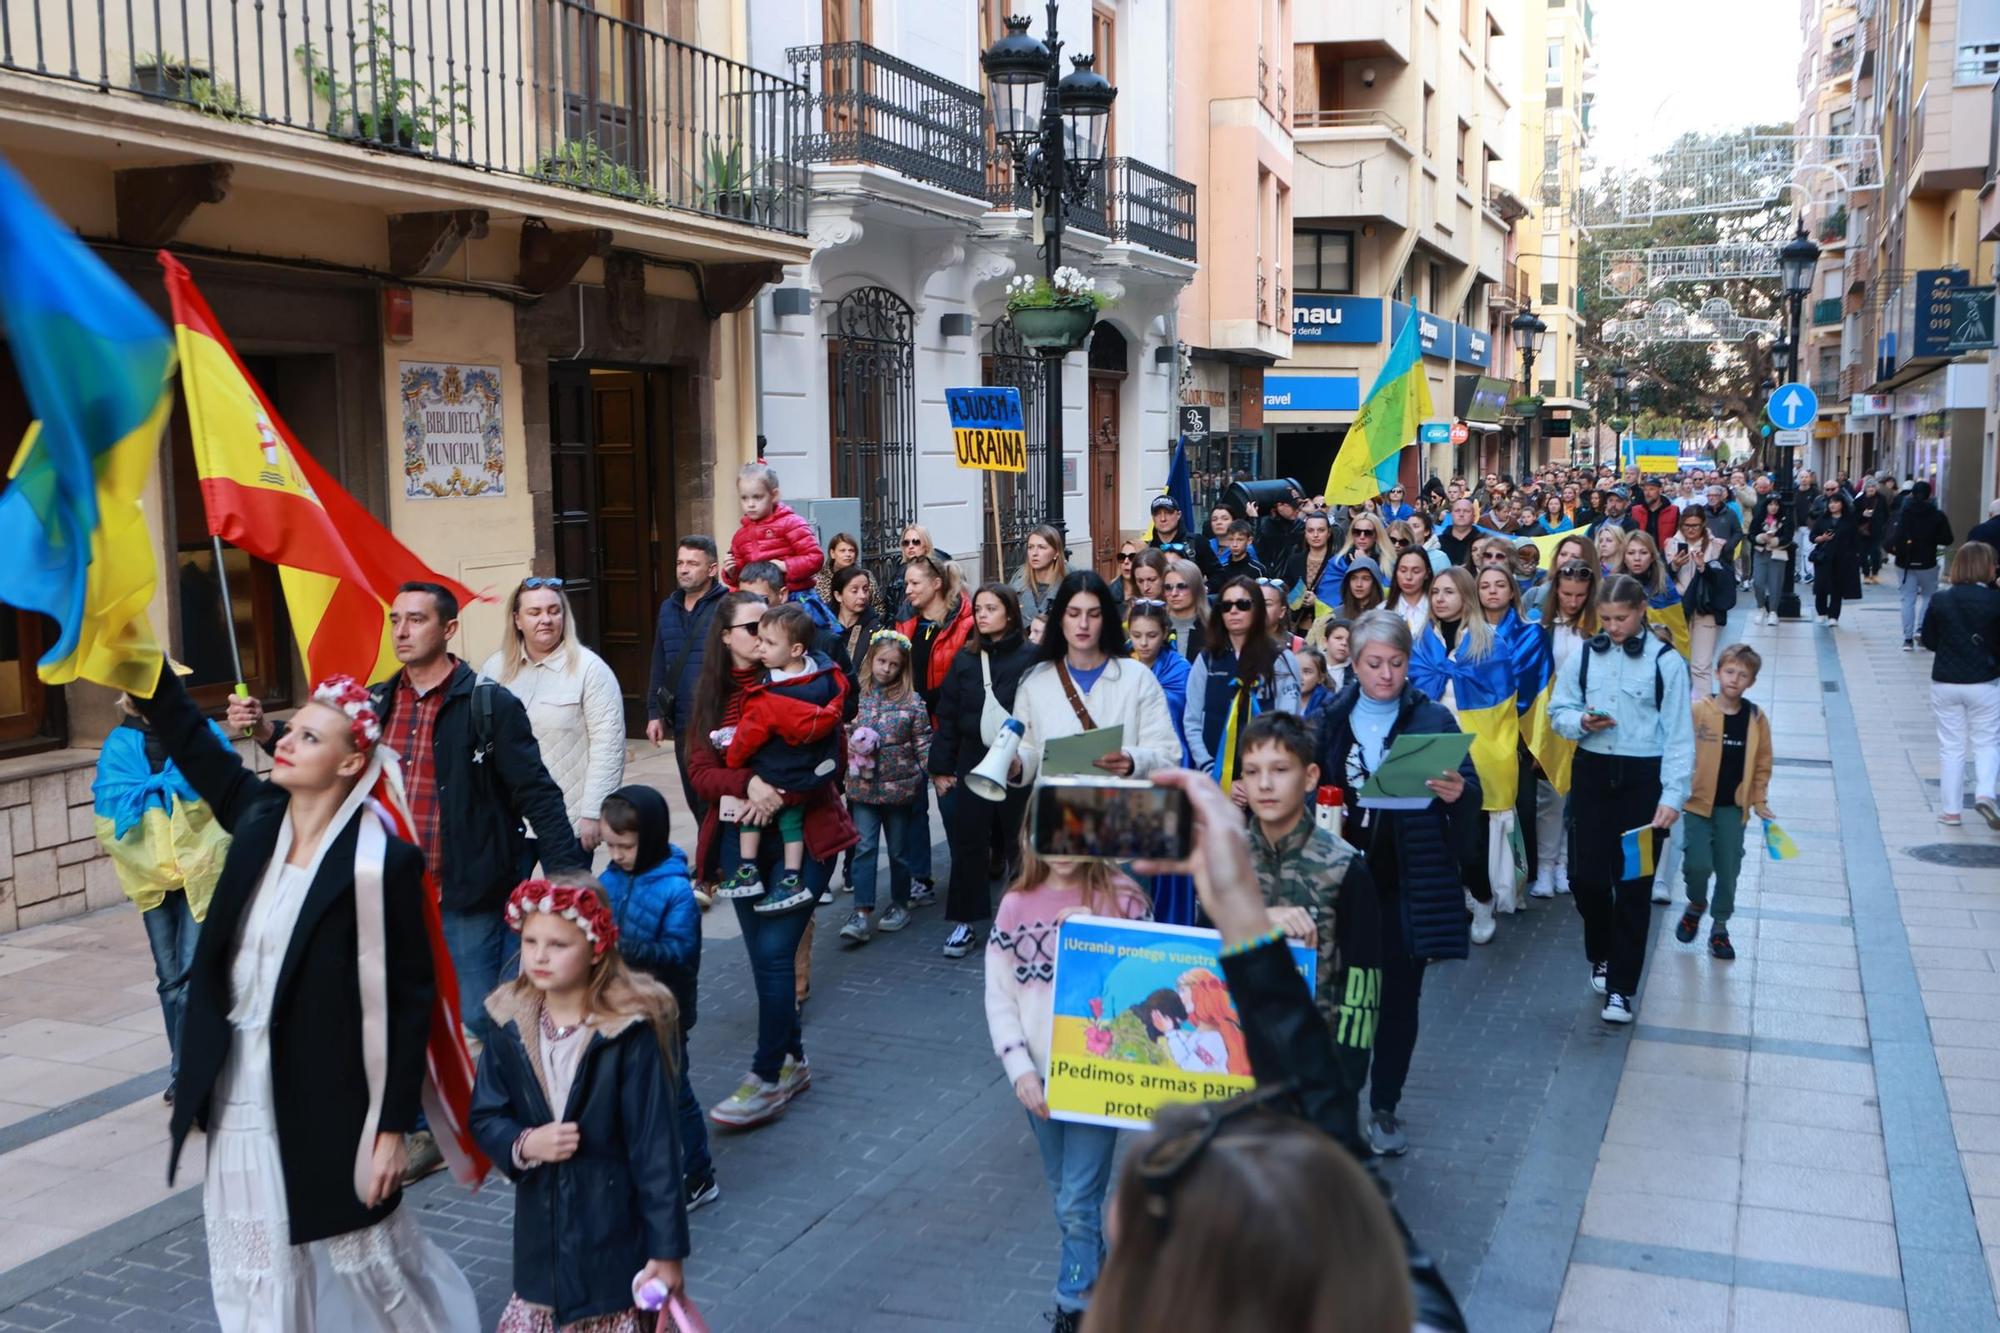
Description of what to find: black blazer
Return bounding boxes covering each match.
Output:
[137,666,435,1246]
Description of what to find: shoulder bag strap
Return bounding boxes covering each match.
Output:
[1055,661,1100,731]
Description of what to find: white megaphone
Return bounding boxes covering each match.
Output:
[967,718,1026,802]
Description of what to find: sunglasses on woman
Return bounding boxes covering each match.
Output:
[1218,598,1256,612]
[1164,581,1191,593]
[521,576,565,590]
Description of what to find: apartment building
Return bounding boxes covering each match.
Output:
[1847,0,1998,533]
[1798,0,1863,480]
[0,0,811,931]
[1514,0,1595,471]
[1173,0,1293,505]
[750,1,1197,591]
[1276,0,1528,495]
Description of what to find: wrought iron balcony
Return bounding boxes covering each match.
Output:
[786,41,985,199]
[0,0,807,232]
[988,157,1196,261]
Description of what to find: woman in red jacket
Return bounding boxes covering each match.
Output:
[688,591,856,1129]
[896,554,975,913]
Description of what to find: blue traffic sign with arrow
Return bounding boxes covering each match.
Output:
[1768,382,1819,430]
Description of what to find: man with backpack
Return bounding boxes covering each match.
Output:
[229,582,585,1047]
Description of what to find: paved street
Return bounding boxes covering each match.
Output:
[2,595,1998,1331]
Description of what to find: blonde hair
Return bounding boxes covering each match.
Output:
[1595,524,1630,571]
[1429,566,1496,661]
[499,873,681,1065]
[496,581,581,684]
[858,634,914,701]
[1004,839,1151,919]
[1621,531,1669,597]
[905,552,966,608]
[1024,524,1069,585]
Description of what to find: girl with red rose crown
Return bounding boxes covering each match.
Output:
[472,877,693,1332]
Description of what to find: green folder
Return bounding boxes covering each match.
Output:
[1357,731,1474,806]
[1043,725,1124,776]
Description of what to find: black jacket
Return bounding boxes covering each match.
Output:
[1318,681,1481,962]
[1888,498,1954,570]
[817,610,882,722]
[276,660,587,912]
[930,633,1039,777]
[1809,513,1863,600]
[1256,512,1305,572]
[647,580,728,732]
[138,666,435,1245]
[1921,583,2000,684]
[1220,940,1467,1332]
[471,989,689,1326]
[1964,516,2000,554]
[1437,526,1479,567]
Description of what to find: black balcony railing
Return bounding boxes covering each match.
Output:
[787,42,985,198]
[0,0,807,232]
[989,157,1196,260]
[988,162,1110,238]
[1813,297,1844,326]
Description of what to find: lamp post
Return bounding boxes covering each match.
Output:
[1768,338,1802,618]
[983,7,1117,533]
[1609,363,1629,472]
[1510,309,1548,480]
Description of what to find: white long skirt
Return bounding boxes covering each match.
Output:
[204,1018,479,1333]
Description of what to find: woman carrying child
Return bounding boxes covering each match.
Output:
[472,878,692,1332]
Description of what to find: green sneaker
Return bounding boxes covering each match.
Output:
[714,864,765,900]
[708,1075,786,1128]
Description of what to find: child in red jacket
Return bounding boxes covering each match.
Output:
[712,604,848,915]
[724,462,824,593]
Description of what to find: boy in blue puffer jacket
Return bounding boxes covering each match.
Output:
[598,784,716,1210]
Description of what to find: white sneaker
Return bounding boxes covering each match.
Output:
[1590,961,1608,994]
[1651,881,1671,905]
[1469,896,1497,945]
[1555,864,1571,895]
[1528,875,1556,900]
[1816,614,1829,626]
[1601,992,1635,1024]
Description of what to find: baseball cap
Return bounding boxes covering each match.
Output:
[1149,495,1180,512]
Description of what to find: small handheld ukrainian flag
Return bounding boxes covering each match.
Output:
[1620,824,1659,881]
[1763,819,1799,862]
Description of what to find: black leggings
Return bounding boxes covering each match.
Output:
[1814,585,1843,620]
[1370,925,1428,1114]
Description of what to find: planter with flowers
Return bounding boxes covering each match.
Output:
[1006,267,1108,354]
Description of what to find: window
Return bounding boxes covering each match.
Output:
[1546,41,1562,85]
[1293,231,1355,294]
[1456,120,1470,183]
[1541,281,1560,305]
[1429,262,1446,309]
[1828,105,1855,137]
[1422,85,1436,157]
[1460,0,1473,42]
[1093,5,1117,158]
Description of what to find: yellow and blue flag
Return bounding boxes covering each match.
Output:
[1511,614,1576,794]
[1325,308,1430,504]
[1410,623,1518,809]
[1621,824,1659,880]
[1144,434,1198,545]
[1763,820,1799,862]
[0,158,173,697]
[1646,581,1691,659]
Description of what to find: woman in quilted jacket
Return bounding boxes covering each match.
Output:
[482,579,625,853]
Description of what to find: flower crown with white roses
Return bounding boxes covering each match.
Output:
[311,675,381,752]
[505,879,620,958]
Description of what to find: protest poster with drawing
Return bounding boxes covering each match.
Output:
[1045,915,1316,1130]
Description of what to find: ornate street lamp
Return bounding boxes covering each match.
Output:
[1510,310,1548,477]
[1609,363,1630,470]
[983,8,1117,531]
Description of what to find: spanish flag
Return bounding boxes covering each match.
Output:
[1326,307,1430,504]
[1516,614,1576,793]
[160,254,472,684]
[0,159,172,697]
[1409,623,1518,809]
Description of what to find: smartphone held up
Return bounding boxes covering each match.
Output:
[1030,777,1193,863]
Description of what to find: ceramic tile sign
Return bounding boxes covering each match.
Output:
[401,362,505,499]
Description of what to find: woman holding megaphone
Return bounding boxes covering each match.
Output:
[928,584,1039,960]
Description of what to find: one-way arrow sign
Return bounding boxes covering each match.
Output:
[1768,382,1819,430]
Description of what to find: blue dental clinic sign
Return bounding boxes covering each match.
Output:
[1389,303,1492,368]
[1291,295,1384,344]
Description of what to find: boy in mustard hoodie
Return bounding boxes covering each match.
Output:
[1674,644,1774,960]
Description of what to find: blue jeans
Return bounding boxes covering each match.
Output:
[903,782,934,883]
[1901,565,1940,639]
[849,800,915,911]
[140,893,199,1082]
[440,906,514,1048]
[1026,1113,1119,1313]
[676,1035,712,1180]
[730,846,824,1084]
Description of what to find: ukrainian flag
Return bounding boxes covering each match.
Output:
[1326,307,1430,503]
[1410,623,1518,809]
[1621,825,1659,880]
[1647,581,1691,659]
[0,158,172,697]
[1517,613,1577,793]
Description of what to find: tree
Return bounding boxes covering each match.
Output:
[1576,126,1797,458]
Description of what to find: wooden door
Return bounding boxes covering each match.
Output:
[1089,375,1121,578]
[550,368,662,736]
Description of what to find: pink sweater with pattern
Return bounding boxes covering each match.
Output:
[983,879,1151,1085]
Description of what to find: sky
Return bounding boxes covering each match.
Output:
[1586,0,1805,169]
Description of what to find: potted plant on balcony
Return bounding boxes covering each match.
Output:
[538,139,662,206]
[1005,267,1106,353]
[294,3,472,151]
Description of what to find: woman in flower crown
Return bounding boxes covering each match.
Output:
[129,660,482,1332]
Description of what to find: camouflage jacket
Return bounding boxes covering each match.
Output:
[1251,816,1384,1089]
